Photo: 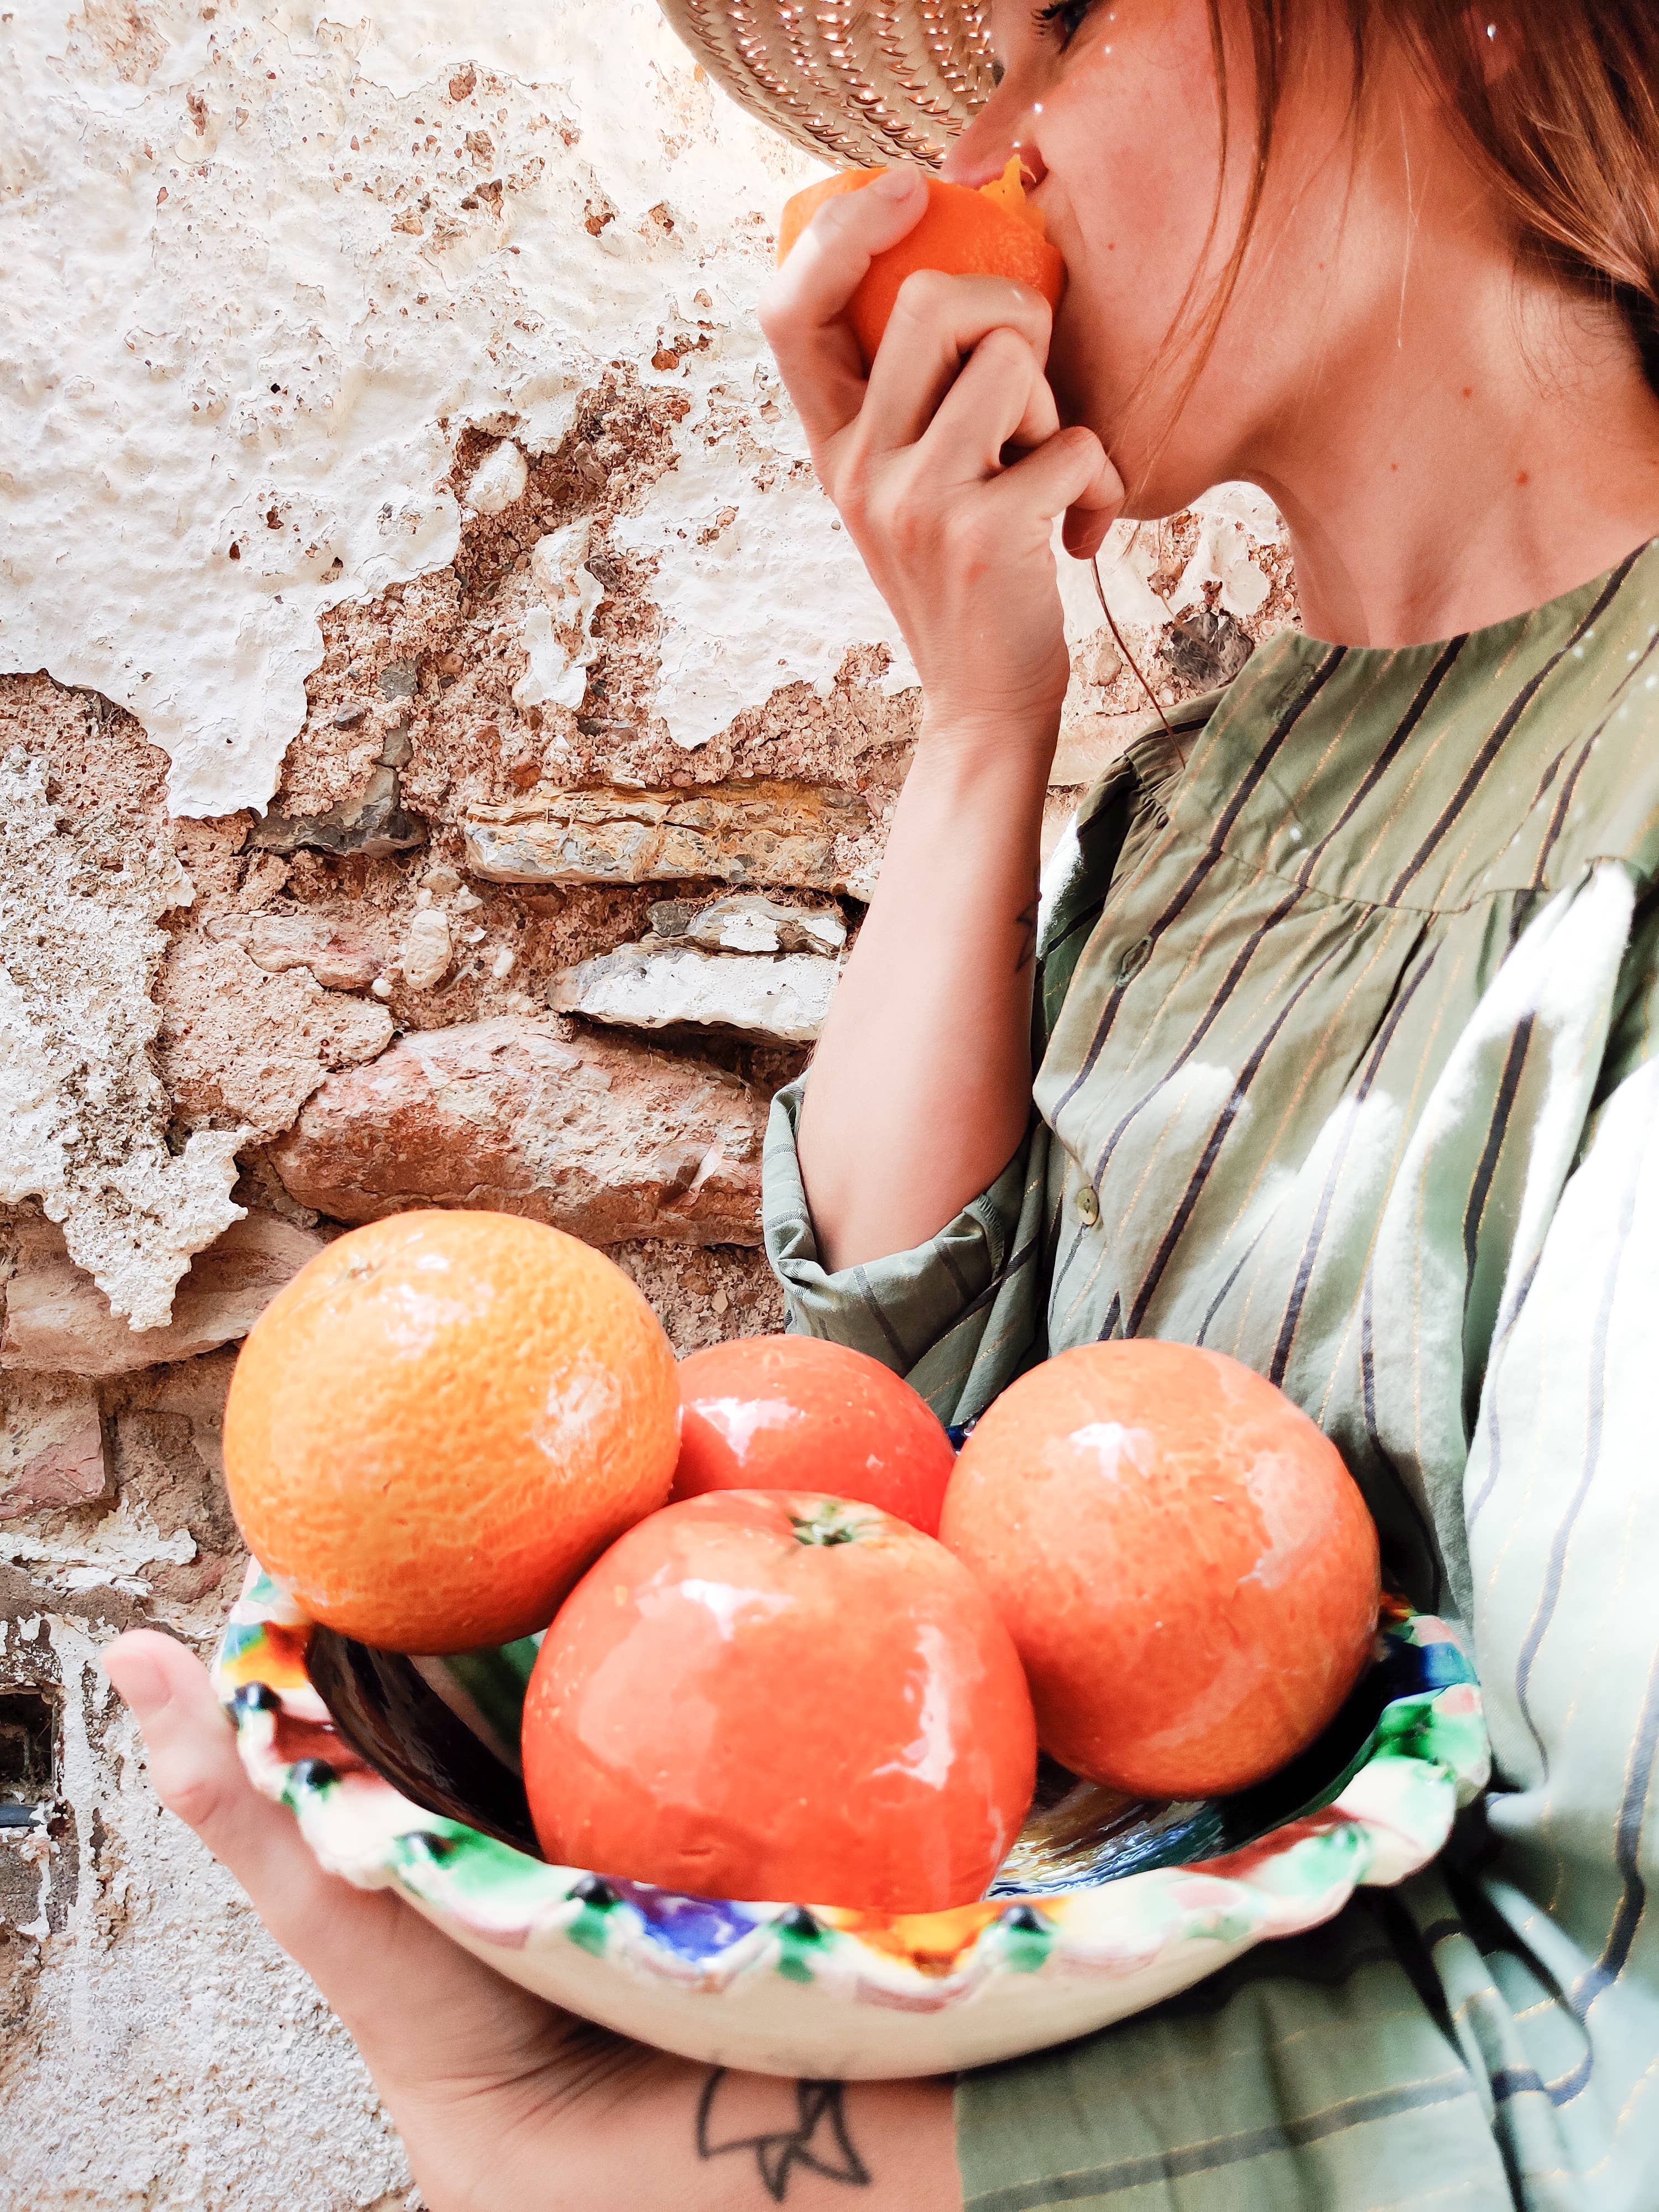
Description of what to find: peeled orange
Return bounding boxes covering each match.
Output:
[778,156,1067,368]
[223,1212,680,1654]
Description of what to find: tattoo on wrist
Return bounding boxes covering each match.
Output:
[696,2068,871,2201]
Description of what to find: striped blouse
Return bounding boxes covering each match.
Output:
[764,538,1659,2208]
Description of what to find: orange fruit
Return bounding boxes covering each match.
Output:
[940,1343,1380,1799]
[671,1334,957,1535]
[223,1212,680,1655]
[522,1490,1036,1910]
[778,156,1067,368]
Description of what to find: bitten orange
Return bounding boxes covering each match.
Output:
[940,1343,1380,1799]
[778,156,1067,367]
[672,1334,956,1535]
[223,1212,680,1654]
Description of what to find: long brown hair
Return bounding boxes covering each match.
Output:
[1206,2,1659,392]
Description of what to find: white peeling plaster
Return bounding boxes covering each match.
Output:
[0,752,245,1329]
[1170,482,1282,619]
[515,520,605,711]
[1,1486,198,1605]
[614,373,919,751]
[465,436,528,515]
[0,0,823,813]
[1056,480,1282,643]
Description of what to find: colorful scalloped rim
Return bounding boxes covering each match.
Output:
[215,1566,1488,2013]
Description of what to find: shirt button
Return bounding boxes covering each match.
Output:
[1117,936,1152,984]
[1076,1183,1100,1227]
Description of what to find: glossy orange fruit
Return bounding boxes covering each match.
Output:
[778,156,1067,368]
[223,1212,680,1655]
[522,1490,1037,1911]
[940,1343,1380,1799]
[671,1334,956,1536]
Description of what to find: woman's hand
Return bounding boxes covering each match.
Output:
[759,166,1122,744]
[102,1631,958,2211]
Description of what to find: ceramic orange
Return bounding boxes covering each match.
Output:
[521,1490,1037,1912]
[671,1334,957,1535]
[778,156,1067,367]
[222,1211,680,1655]
[941,1343,1381,1798]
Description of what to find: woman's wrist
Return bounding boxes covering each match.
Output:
[911,701,1061,788]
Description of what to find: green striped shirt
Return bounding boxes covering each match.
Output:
[763,538,1659,2208]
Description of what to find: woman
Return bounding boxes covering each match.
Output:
[107,2,1659,2205]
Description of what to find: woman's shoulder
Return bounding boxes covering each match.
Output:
[1527,543,1659,894]
[1042,540,1659,975]
[1147,547,1659,914]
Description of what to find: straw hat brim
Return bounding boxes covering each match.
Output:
[658,0,993,170]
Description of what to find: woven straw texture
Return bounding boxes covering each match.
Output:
[658,0,993,168]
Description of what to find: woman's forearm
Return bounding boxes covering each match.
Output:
[797,715,1057,1272]
[760,173,1117,1276]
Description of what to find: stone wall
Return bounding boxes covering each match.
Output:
[0,2,1293,2202]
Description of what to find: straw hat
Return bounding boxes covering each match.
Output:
[657,0,993,169]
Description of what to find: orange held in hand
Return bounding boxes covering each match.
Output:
[940,1343,1381,1801]
[671,1334,957,1536]
[778,156,1067,368]
[223,1212,680,1655]
[523,1490,1037,1912]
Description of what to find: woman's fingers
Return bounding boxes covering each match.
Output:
[994,425,1125,544]
[102,1633,422,2010]
[759,167,928,445]
[1058,429,1128,561]
[102,1631,564,2088]
[915,325,1062,478]
[102,1632,355,1952]
[859,270,1055,454]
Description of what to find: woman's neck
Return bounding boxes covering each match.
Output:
[1249,267,1659,649]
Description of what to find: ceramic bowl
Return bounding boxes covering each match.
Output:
[215,1563,1487,2080]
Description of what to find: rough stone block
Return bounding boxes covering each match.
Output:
[462,781,870,891]
[0,1376,108,1519]
[661,891,846,956]
[247,765,426,860]
[1,747,246,1332]
[549,943,836,1044]
[159,937,395,1141]
[1,1213,326,1379]
[398,906,455,990]
[269,1016,767,1246]
[206,911,386,993]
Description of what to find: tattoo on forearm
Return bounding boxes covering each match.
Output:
[696,2068,871,2201]
[1014,888,1040,975]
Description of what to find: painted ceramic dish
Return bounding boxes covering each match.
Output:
[215,1563,1487,2080]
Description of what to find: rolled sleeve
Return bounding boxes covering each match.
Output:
[761,1077,1052,1427]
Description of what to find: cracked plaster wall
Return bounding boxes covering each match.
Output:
[0,2,1296,2203]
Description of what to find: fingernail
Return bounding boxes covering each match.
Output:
[103,1646,169,1721]
[872,166,921,200]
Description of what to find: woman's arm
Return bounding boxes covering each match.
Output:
[797,727,1053,1271]
[758,170,1120,1272]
